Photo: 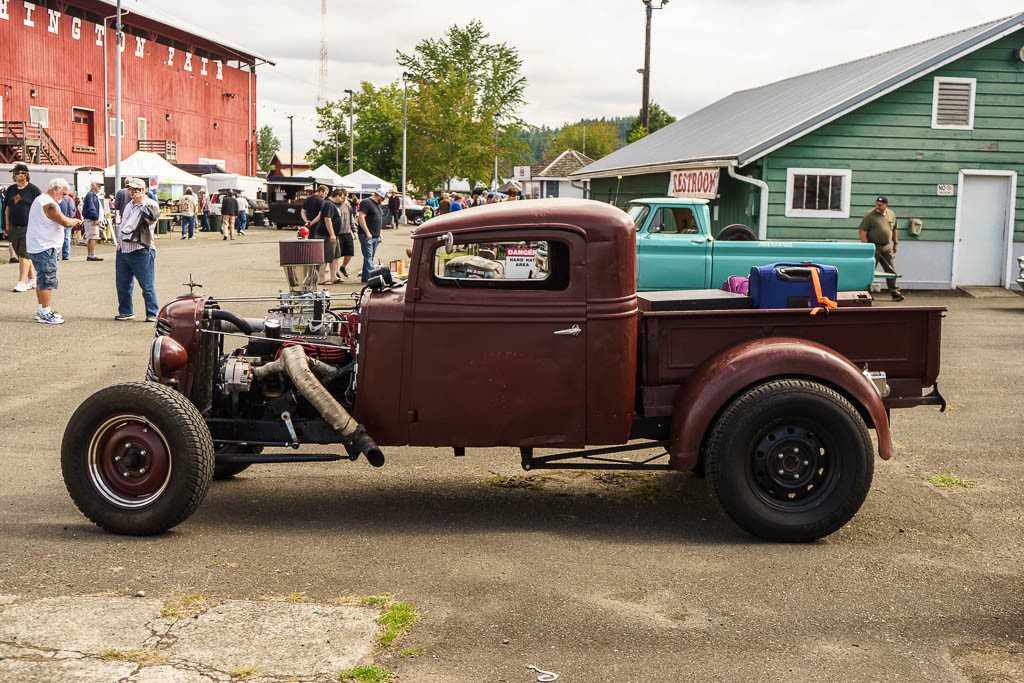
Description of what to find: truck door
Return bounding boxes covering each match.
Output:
[637,205,711,290]
[405,230,588,448]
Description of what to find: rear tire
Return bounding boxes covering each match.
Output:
[704,379,873,542]
[61,381,214,535]
[717,224,757,241]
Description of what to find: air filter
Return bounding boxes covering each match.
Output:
[280,239,325,266]
[280,240,324,292]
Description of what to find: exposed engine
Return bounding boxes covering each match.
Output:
[148,239,399,466]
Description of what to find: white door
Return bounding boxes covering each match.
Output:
[955,173,1012,286]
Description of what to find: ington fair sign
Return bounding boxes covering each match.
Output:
[669,168,720,200]
[0,1,225,79]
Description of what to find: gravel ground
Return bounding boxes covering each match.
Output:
[0,226,1021,682]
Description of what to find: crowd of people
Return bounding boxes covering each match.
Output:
[1,165,162,325]
[299,184,387,284]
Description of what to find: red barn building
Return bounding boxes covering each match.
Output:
[0,0,271,174]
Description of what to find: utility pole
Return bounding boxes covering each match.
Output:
[493,114,499,190]
[582,123,587,157]
[640,0,668,132]
[401,73,410,225]
[287,115,295,176]
[114,0,123,192]
[335,128,340,174]
[344,89,354,174]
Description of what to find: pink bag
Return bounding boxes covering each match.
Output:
[722,276,749,295]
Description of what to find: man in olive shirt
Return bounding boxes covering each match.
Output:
[858,196,904,302]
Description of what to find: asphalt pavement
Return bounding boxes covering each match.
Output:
[0,225,1021,682]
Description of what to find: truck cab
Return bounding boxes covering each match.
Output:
[627,198,877,291]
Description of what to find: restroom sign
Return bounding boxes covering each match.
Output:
[669,168,720,199]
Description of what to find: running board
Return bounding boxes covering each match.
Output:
[520,441,671,471]
[215,452,351,465]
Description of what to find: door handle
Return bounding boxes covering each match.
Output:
[690,238,707,244]
[554,324,582,337]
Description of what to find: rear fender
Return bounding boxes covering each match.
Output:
[668,337,892,471]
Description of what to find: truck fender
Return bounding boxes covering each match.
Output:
[668,337,892,471]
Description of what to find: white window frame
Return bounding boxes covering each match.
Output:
[29,105,49,128]
[137,116,148,140]
[109,117,125,138]
[931,76,976,131]
[784,168,853,218]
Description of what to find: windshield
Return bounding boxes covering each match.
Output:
[626,204,650,227]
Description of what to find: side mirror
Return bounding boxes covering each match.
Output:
[437,231,455,254]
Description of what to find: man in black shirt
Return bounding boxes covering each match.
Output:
[302,185,329,236]
[317,189,343,284]
[357,188,386,282]
[5,164,41,291]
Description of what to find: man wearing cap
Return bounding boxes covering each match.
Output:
[6,163,41,292]
[25,178,82,324]
[357,188,386,282]
[859,196,904,302]
[114,179,161,322]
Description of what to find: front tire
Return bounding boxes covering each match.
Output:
[704,379,873,542]
[61,382,214,535]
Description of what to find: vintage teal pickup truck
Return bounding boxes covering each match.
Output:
[627,198,876,291]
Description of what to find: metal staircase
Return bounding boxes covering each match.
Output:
[0,121,70,165]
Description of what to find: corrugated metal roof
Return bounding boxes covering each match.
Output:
[93,0,275,64]
[575,12,1024,178]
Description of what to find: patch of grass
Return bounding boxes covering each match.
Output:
[487,473,539,490]
[357,594,422,650]
[209,561,239,568]
[159,604,181,619]
[400,647,425,658]
[337,665,393,683]
[161,593,214,618]
[923,474,978,489]
[593,472,645,485]
[287,591,311,602]
[376,600,421,649]
[228,664,260,679]
[98,649,167,666]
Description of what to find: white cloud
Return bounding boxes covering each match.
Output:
[146,0,1023,153]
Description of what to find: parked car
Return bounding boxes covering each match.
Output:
[61,199,945,542]
[628,198,877,291]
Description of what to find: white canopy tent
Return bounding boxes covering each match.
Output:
[309,164,357,190]
[339,169,396,193]
[105,151,207,188]
[203,173,267,197]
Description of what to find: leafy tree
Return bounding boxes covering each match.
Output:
[625,102,676,142]
[546,121,619,160]
[256,124,280,172]
[398,20,528,190]
[307,101,350,173]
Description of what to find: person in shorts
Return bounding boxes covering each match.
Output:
[335,188,355,278]
[5,163,41,292]
[26,178,82,324]
[81,181,105,261]
[317,188,344,284]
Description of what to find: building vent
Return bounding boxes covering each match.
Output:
[932,77,975,130]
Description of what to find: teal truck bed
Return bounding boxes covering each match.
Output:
[627,198,876,292]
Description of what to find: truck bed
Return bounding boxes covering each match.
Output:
[638,305,944,416]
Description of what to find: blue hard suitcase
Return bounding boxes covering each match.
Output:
[748,262,839,309]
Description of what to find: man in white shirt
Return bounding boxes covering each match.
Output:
[26,178,82,324]
[236,192,250,235]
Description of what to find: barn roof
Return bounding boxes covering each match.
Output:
[574,12,1024,179]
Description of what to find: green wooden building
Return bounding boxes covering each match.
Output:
[575,13,1024,289]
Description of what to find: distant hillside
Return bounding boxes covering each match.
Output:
[514,115,637,165]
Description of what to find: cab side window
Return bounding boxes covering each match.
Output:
[653,207,699,234]
[432,239,570,290]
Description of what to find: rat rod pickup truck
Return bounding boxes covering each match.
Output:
[61,199,946,541]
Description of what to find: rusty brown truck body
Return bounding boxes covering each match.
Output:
[61,199,945,541]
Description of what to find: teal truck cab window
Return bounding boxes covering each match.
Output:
[629,198,875,292]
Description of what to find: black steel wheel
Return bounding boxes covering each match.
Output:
[704,379,873,542]
[62,382,214,535]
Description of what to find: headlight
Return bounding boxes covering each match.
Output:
[149,336,188,378]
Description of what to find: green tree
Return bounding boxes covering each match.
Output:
[398,20,528,190]
[546,121,619,160]
[256,124,280,172]
[307,101,350,174]
[625,101,676,142]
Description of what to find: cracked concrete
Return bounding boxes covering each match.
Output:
[0,596,378,682]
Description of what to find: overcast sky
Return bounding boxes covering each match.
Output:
[148,0,1023,155]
